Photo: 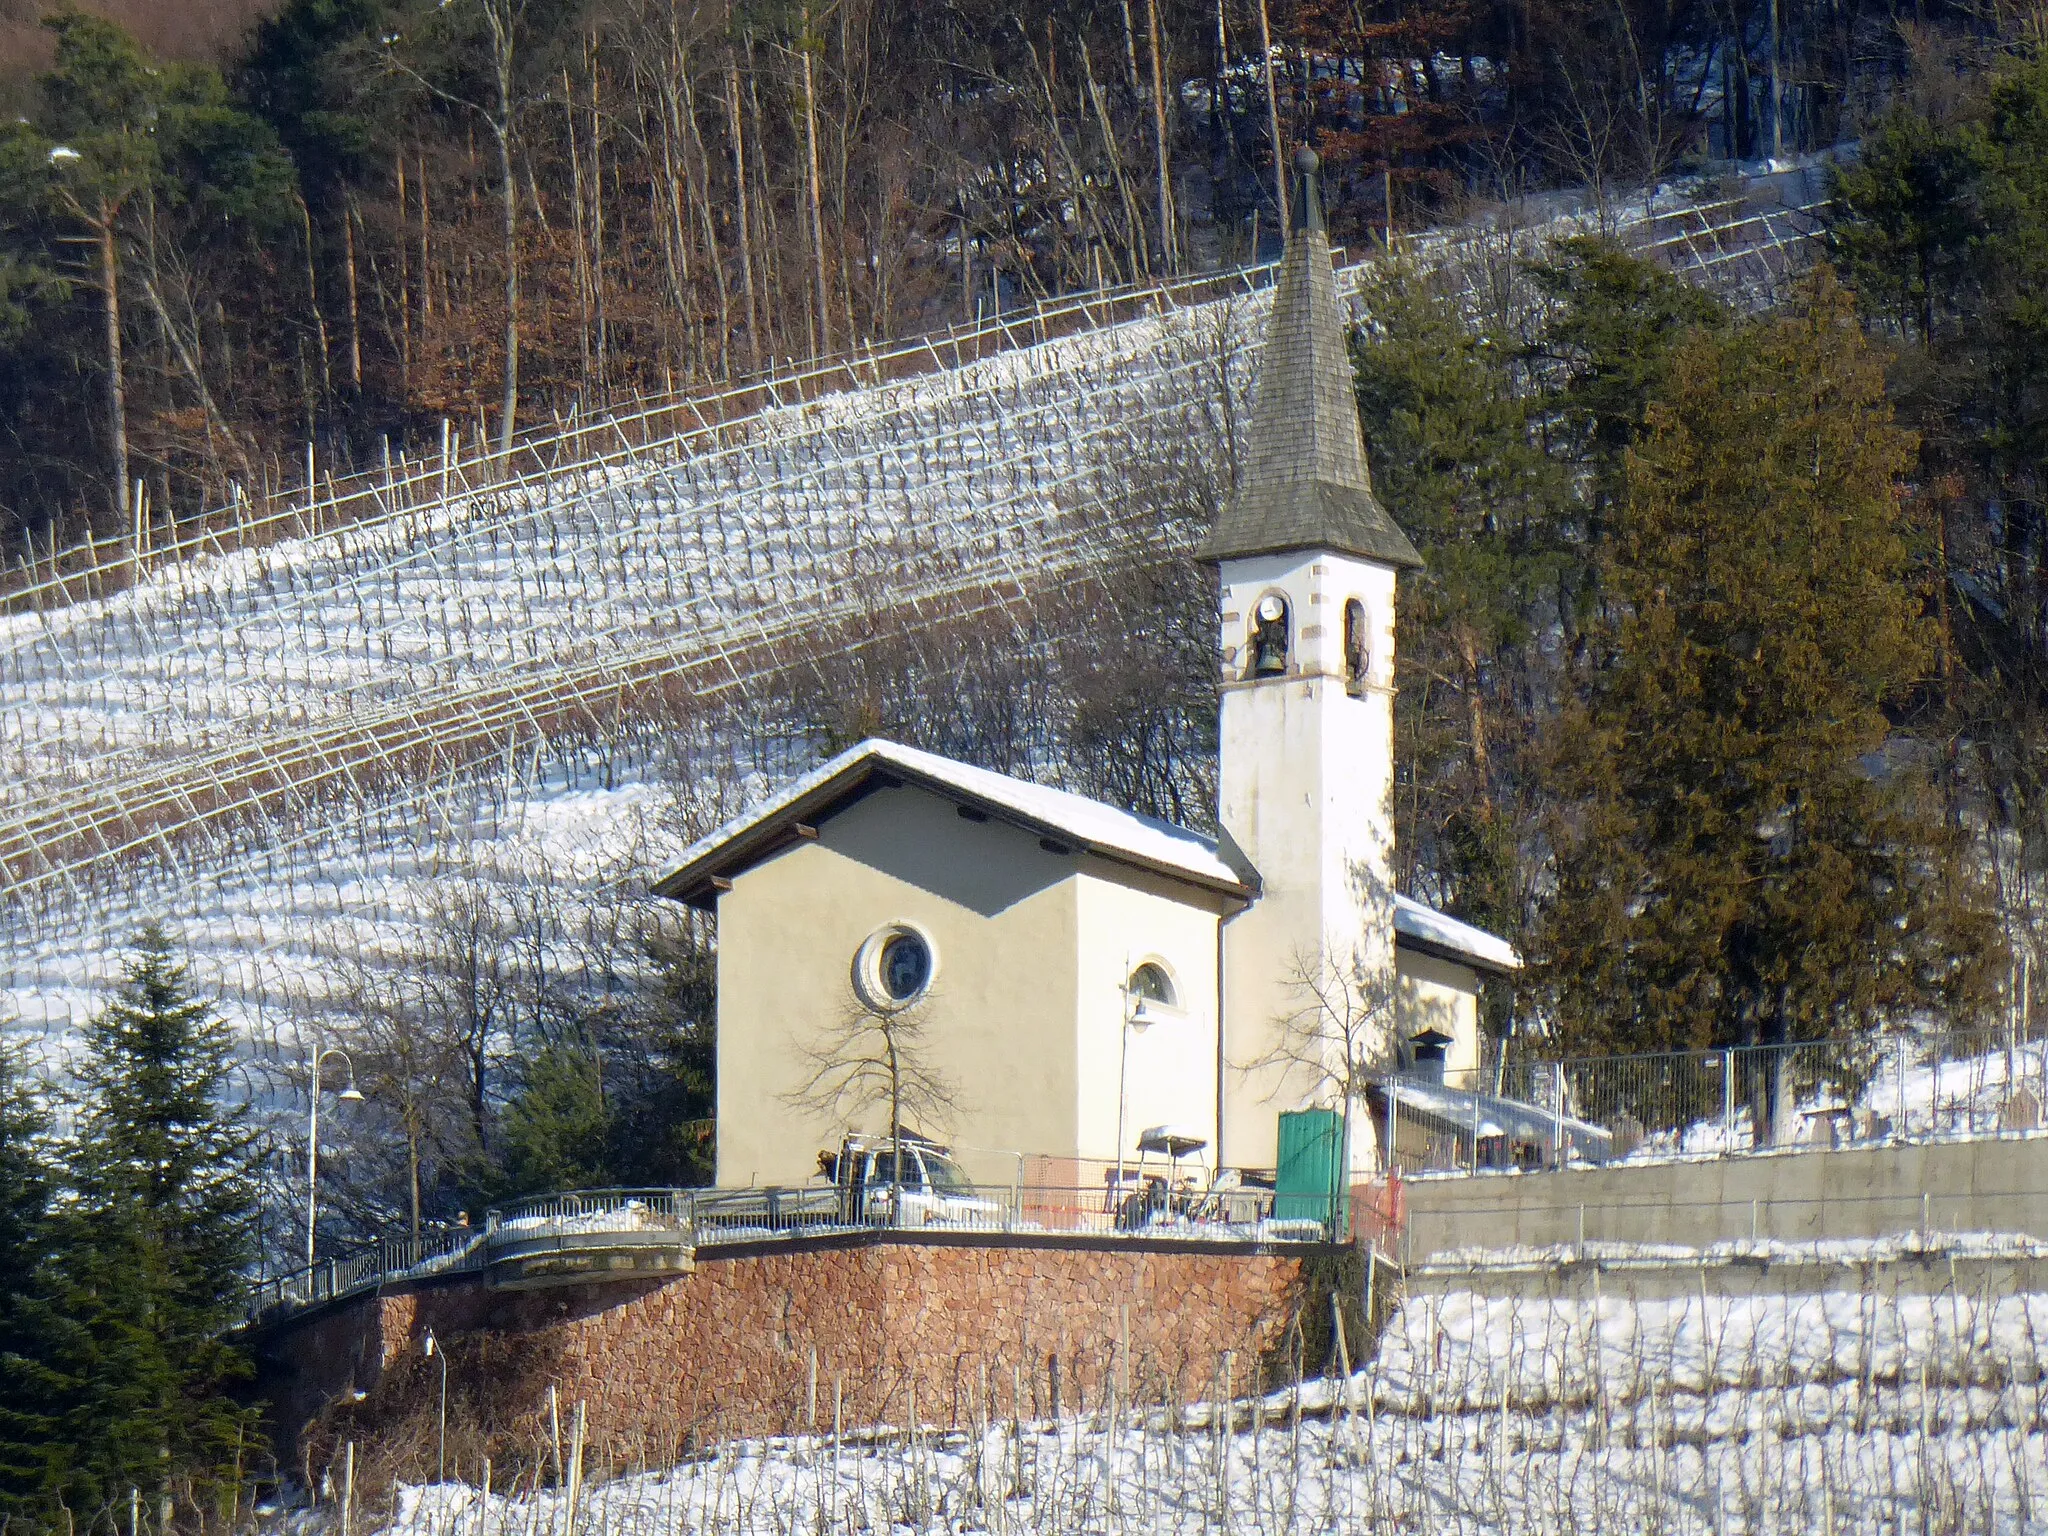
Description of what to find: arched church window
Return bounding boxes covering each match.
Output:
[1343,599,1368,696]
[1249,593,1290,677]
[1127,961,1176,1008]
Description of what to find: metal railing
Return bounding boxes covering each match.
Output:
[242,1225,486,1324]
[1386,1025,2048,1177]
[242,1178,1332,1327]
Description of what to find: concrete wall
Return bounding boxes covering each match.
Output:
[255,1233,1317,1474]
[1402,1135,2048,1261]
[1407,1248,2048,1303]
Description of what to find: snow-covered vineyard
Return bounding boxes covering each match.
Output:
[0,291,1254,1063]
[324,1243,2048,1536]
[0,171,1820,1062]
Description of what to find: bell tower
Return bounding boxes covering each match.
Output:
[1206,147,1424,1174]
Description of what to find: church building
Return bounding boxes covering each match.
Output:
[654,149,1519,1189]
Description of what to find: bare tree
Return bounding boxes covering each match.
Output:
[784,988,957,1155]
[1254,932,1402,1180]
[319,949,473,1241]
[43,131,144,534]
[382,0,531,454]
[414,873,527,1160]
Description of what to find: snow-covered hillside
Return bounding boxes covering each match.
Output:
[0,174,1820,1064]
[0,293,1258,1060]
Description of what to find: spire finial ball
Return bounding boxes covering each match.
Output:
[1292,145,1319,175]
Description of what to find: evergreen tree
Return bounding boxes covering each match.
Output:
[36,927,263,1532]
[0,1044,58,1523]
[480,928,717,1201]
[1354,266,1562,943]
[1533,272,2001,1058]
[1827,51,2048,933]
[598,930,716,1188]
[0,13,296,530]
[495,1030,611,1198]
[1355,242,1723,963]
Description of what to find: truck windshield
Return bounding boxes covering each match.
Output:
[921,1151,974,1196]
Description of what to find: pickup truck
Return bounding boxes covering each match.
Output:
[684,1132,1002,1238]
[816,1132,1002,1228]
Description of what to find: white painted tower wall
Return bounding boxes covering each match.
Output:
[1216,549,1400,1172]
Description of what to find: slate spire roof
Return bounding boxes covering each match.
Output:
[1201,147,1424,569]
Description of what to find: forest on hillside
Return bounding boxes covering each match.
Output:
[0,0,1953,557]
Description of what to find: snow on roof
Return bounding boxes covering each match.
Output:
[653,738,1250,904]
[1393,894,1521,975]
[654,741,1524,974]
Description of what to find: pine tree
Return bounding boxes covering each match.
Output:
[1533,271,2002,1059]
[1354,264,1565,942]
[590,930,716,1188]
[495,1031,612,1199]
[0,1044,58,1523]
[1354,242,1722,968]
[37,927,263,1531]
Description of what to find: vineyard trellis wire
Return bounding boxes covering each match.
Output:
[286,1242,2048,1536]
[0,306,1255,904]
[0,180,1821,621]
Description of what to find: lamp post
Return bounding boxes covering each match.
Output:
[306,1046,363,1269]
[1114,967,1154,1212]
[423,1331,448,1483]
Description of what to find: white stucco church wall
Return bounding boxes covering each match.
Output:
[665,762,1242,1188]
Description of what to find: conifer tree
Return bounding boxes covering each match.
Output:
[1533,272,2001,1059]
[494,1030,611,1199]
[0,1044,58,1523]
[1355,242,1721,958]
[37,927,262,1531]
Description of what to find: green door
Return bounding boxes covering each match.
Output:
[1273,1108,1348,1231]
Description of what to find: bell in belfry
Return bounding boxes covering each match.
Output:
[1249,592,1290,676]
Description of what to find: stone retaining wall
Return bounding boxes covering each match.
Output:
[254,1232,1320,1477]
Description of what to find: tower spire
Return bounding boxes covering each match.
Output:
[1202,146,1421,570]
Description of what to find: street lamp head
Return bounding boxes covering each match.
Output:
[423,1331,437,1358]
[338,1085,364,1103]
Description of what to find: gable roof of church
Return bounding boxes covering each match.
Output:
[651,741,1522,973]
[1201,147,1424,570]
[651,738,1254,909]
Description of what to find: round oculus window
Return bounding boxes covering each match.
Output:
[855,925,936,1011]
[880,932,931,1002]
